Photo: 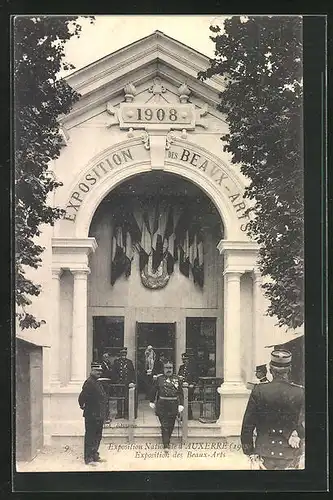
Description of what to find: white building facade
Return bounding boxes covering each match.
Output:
[25,32,289,444]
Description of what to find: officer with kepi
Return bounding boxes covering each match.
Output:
[149,359,184,450]
[241,349,305,470]
[178,352,198,419]
[111,347,135,419]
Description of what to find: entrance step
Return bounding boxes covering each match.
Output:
[50,435,241,449]
[102,420,221,439]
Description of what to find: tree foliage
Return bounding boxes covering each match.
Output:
[14,16,93,329]
[199,16,303,328]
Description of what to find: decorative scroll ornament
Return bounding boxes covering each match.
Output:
[140,254,170,289]
[165,131,177,150]
[106,103,120,128]
[166,130,187,147]
[141,130,150,150]
[123,82,137,103]
[148,77,166,102]
[195,104,209,129]
[124,128,150,150]
[177,83,191,103]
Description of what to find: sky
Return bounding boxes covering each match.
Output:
[61,15,227,77]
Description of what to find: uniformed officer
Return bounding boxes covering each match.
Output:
[111,347,135,419]
[178,352,198,420]
[255,364,269,384]
[149,359,184,450]
[78,364,108,466]
[241,349,305,470]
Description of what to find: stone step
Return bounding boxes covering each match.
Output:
[103,422,221,435]
[51,435,241,449]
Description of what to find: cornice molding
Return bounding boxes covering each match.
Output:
[217,240,259,254]
[61,32,225,126]
[66,31,216,88]
[70,46,158,94]
[61,69,224,128]
[52,237,98,254]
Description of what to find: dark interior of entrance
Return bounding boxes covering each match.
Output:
[186,317,217,377]
[93,316,124,365]
[136,322,176,396]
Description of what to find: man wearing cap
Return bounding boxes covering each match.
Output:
[241,349,305,470]
[78,365,108,466]
[178,352,198,420]
[111,347,135,419]
[255,364,269,384]
[149,359,184,450]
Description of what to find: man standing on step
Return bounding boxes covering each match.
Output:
[78,364,108,466]
[241,349,305,470]
[111,347,135,419]
[149,359,184,450]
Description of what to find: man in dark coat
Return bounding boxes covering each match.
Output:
[111,347,135,418]
[241,349,305,470]
[149,359,184,450]
[255,364,269,384]
[78,365,108,466]
[178,352,198,419]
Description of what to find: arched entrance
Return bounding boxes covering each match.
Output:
[87,171,224,416]
[50,138,261,437]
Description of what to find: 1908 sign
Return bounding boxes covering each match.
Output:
[136,107,178,122]
[119,104,195,127]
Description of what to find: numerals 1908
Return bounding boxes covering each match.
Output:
[136,107,178,122]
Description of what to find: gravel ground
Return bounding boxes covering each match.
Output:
[16,440,252,472]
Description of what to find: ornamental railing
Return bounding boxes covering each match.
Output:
[181,377,223,441]
[99,379,136,443]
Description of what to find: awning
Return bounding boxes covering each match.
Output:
[16,323,51,348]
[256,328,304,366]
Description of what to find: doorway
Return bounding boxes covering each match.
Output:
[92,316,124,365]
[136,322,176,397]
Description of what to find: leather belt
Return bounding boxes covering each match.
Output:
[159,396,177,400]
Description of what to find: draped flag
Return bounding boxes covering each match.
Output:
[152,202,169,272]
[151,200,160,253]
[138,206,152,271]
[164,206,175,274]
[111,205,139,284]
[111,226,126,285]
[179,228,190,278]
[110,198,205,287]
[141,209,152,255]
[172,206,182,261]
[124,231,133,277]
[189,232,197,267]
[148,198,159,271]
[133,203,143,236]
[191,231,204,287]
